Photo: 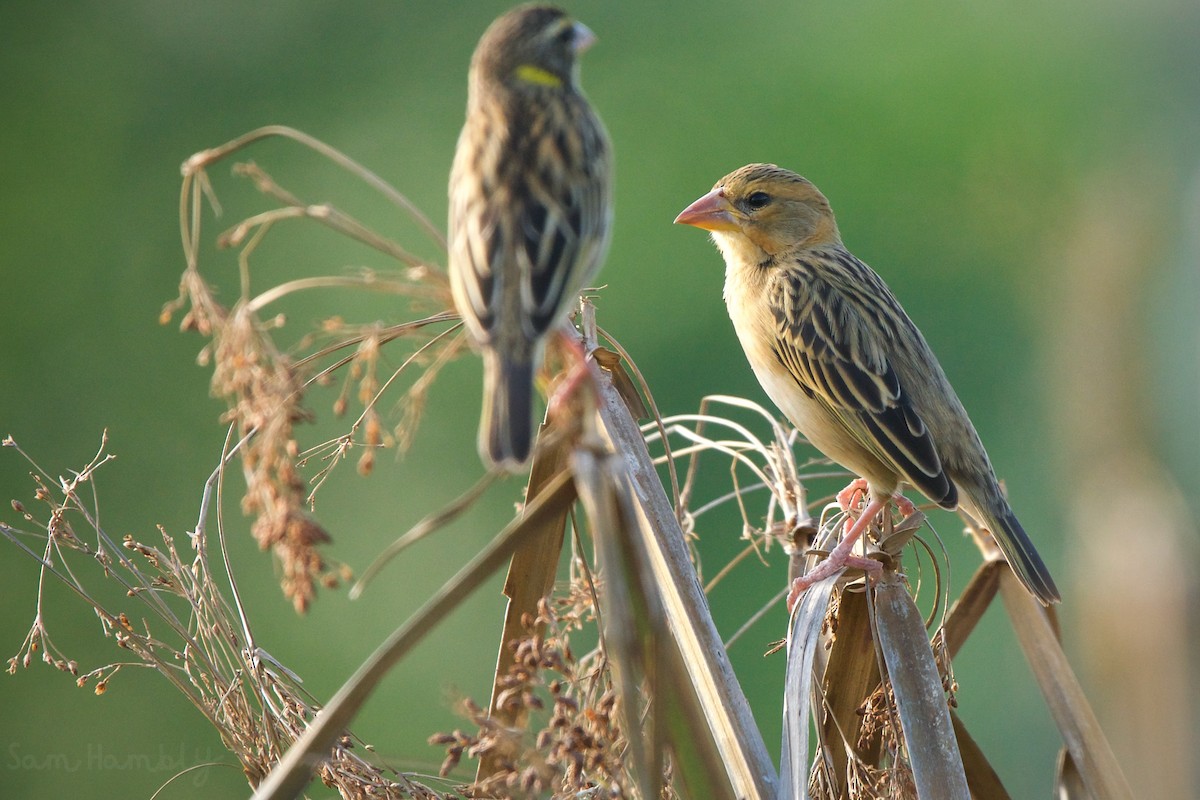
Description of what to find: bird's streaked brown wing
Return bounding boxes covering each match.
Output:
[451,96,610,346]
[769,251,958,507]
[517,103,611,336]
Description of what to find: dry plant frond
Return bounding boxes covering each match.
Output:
[589,347,777,798]
[643,392,1125,800]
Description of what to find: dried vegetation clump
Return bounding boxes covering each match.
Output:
[163,129,463,613]
[3,128,1132,800]
[430,601,640,798]
[2,434,439,798]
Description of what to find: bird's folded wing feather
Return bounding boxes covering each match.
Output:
[770,263,957,507]
[520,183,585,334]
[520,111,609,337]
[449,101,609,344]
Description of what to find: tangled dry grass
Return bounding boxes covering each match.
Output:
[2,433,434,798]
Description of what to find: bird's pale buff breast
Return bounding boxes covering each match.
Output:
[720,238,903,496]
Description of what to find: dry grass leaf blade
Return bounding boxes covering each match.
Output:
[998,573,1133,800]
[591,354,778,799]
[574,439,740,800]
[780,574,837,800]
[950,711,1011,800]
[250,470,577,800]
[573,442,663,800]
[592,345,649,420]
[939,559,1003,659]
[873,574,970,800]
[656,640,741,800]
[1055,747,1091,799]
[817,588,882,791]
[476,426,572,784]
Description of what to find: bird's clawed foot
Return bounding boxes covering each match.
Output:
[836,478,869,516]
[835,478,915,522]
[892,493,916,518]
[786,538,883,610]
[787,484,914,612]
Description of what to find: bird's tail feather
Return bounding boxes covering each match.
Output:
[479,352,534,472]
[962,495,1060,605]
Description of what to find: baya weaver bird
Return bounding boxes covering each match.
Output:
[675,164,1059,607]
[449,4,613,470]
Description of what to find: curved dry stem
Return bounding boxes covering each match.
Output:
[251,470,578,800]
[596,323,683,516]
[350,468,502,599]
[702,394,794,447]
[222,192,434,272]
[652,421,776,496]
[182,124,445,252]
[247,274,436,316]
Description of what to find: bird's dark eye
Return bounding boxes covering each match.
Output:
[746,191,771,210]
[556,24,575,44]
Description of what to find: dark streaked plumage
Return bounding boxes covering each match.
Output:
[675,163,1059,604]
[449,4,613,470]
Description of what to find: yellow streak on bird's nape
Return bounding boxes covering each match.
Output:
[514,64,563,87]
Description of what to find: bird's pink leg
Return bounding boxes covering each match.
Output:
[787,492,888,611]
[546,331,592,418]
[892,493,916,517]
[836,478,869,514]
[835,478,916,525]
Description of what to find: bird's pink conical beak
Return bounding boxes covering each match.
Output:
[572,22,597,54]
[674,187,740,232]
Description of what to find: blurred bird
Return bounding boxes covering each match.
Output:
[449,4,613,470]
[675,164,1059,606]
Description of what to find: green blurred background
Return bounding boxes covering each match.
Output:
[2,1,1197,797]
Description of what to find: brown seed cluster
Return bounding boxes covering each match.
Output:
[430,603,638,798]
[164,147,462,614]
[214,303,335,613]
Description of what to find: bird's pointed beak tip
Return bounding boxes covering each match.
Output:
[674,188,739,231]
[572,22,597,54]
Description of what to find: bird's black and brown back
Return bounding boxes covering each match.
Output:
[768,246,961,508]
[449,5,612,468]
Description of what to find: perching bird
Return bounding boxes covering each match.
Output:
[449,4,613,470]
[675,164,1059,605]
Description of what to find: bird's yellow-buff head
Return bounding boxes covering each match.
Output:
[675,163,842,257]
